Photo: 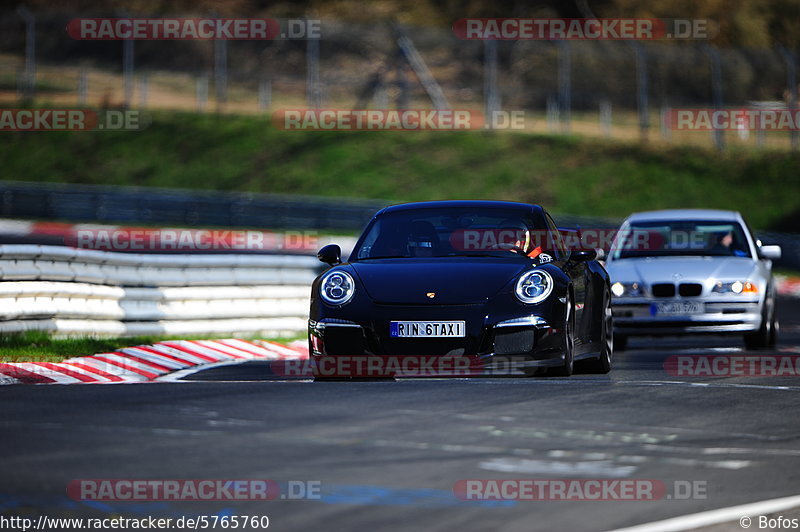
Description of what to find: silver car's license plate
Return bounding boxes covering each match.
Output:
[652,301,704,315]
[390,321,466,338]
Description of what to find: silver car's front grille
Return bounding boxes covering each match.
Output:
[651,283,675,297]
[678,283,703,297]
[650,282,703,297]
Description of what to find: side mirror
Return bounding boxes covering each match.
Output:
[570,249,597,262]
[594,248,606,261]
[317,244,342,265]
[759,245,782,260]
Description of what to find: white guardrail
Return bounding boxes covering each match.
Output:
[0,245,321,337]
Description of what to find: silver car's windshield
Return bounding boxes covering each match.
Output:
[610,220,752,260]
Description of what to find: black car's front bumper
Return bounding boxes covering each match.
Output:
[308,302,568,376]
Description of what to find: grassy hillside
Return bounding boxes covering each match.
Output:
[2,110,799,230]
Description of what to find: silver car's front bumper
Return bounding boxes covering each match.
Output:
[612,298,762,335]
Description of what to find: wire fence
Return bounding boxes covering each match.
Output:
[0,10,798,150]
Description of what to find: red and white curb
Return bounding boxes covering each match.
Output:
[776,275,800,298]
[0,339,308,385]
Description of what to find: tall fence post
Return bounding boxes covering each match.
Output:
[77,69,88,105]
[196,75,208,112]
[396,64,409,109]
[121,10,134,109]
[16,6,36,103]
[214,38,228,112]
[546,96,559,133]
[632,42,649,142]
[306,28,321,108]
[138,75,148,108]
[660,103,671,142]
[777,46,798,152]
[484,39,500,129]
[258,78,272,111]
[600,100,612,137]
[707,46,725,152]
[557,41,571,133]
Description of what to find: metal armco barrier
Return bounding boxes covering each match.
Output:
[0,180,383,232]
[0,245,322,337]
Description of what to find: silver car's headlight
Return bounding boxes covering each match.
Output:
[611,281,643,297]
[712,280,758,294]
[320,270,356,306]
[515,270,553,304]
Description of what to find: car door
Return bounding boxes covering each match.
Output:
[546,214,590,348]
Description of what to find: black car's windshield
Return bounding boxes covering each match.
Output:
[351,207,553,260]
[610,220,752,260]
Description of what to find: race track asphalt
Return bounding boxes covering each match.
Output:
[2,298,800,531]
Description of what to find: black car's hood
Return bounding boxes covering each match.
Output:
[350,258,530,304]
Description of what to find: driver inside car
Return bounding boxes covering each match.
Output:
[406,221,439,257]
[499,224,543,259]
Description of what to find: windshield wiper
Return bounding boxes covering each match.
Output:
[445,252,512,258]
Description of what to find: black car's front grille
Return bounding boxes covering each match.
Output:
[493,328,535,355]
[323,327,367,356]
[651,283,676,298]
[679,283,703,297]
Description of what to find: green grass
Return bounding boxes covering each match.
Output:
[0,331,304,363]
[1,110,799,230]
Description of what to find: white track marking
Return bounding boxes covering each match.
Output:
[479,457,638,477]
[156,360,260,382]
[610,493,800,532]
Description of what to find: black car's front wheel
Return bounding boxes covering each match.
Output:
[549,296,575,377]
[584,290,613,374]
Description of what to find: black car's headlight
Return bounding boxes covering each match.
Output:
[515,270,553,304]
[320,270,356,306]
[611,281,643,297]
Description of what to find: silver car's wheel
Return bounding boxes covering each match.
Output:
[744,293,776,350]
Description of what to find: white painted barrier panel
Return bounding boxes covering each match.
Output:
[0,245,322,337]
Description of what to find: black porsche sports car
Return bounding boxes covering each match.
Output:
[308,200,613,378]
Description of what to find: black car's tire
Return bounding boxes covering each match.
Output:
[744,295,777,350]
[584,290,613,374]
[549,296,575,377]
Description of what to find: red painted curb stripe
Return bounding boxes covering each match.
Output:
[32,363,98,383]
[187,340,248,359]
[135,346,196,367]
[92,356,159,379]
[217,340,275,359]
[158,342,220,362]
[61,362,125,382]
[110,352,173,373]
[0,363,57,384]
[196,340,266,359]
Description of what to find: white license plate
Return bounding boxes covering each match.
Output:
[652,301,704,315]
[390,321,465,338]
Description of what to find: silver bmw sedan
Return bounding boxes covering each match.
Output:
[605,209,781,350]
